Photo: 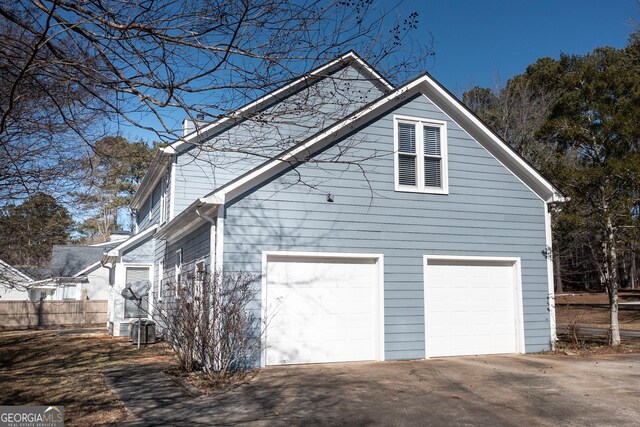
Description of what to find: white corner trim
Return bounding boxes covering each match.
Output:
[169,156,176,221]
[260,250,385,367]
[422,255,525,358]
[544,206,557,345]
[214,206,225,272]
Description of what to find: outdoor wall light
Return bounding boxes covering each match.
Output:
[326,193,334,203]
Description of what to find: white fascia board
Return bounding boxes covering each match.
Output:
[203,78,425,204]
[72,261,102,277]
[131,152,172,210]
[417,74,565,203]
[155,199,219,242]
[105,224,159,258]
[165,52,391,154]
[207,73,564,205]
[0,258,33,282]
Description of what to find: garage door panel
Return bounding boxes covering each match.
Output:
[265,255,378,365]
[425,259,520,358]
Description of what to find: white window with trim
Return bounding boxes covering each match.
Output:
[394,115,448,194]
[175,249,183,298]
[124,266,151,318]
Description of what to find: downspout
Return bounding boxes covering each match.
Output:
[196,206,220,371]
[195,208,217,276]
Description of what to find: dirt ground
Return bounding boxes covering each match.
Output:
[0,327,172,427]
[555,291,640,331]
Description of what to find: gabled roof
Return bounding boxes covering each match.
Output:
[0,258,33,286]
[156,71,565,241]
[200,72,564,205]
[131,51,393,210]
[51,244,116,277]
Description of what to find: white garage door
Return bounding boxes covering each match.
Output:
[264,254,380,365]
[424,257,522,358]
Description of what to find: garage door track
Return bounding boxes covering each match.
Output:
[107,353,640,426]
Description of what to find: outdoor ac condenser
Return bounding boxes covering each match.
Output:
[128,319,156,344]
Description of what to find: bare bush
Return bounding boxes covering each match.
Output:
[153,269,261,384]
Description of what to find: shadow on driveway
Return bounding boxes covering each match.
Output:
[107,354,640,426]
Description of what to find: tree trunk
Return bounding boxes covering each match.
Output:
[604,215,621,346]
[554,254,563,293]
[631,252,636,289]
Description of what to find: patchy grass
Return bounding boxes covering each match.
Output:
[0,328,172,426]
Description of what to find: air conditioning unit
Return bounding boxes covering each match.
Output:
[129,319,156,344]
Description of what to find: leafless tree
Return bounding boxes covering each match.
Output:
[0,0,428,203]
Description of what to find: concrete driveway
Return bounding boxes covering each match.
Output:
[108,354,640,426]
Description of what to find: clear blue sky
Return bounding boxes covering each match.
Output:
[402,0,639,96]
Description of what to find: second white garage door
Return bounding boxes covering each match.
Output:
[264,254,381,366]
[424,257,523,358]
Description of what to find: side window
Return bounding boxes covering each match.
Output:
[395,116,448,194]
[175,248,183,289]
[195,260,206,285]
[157,260,164,303]
[124,266,150,318]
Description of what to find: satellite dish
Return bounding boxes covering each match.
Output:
[121,280,151,300]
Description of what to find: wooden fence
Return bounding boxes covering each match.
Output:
[0,300,107,328]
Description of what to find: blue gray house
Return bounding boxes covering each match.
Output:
[105,52,564,365]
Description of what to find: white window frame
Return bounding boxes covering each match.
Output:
[160,181,166,224]
[157,259,164,303]
[393,115,448,194]
[195,259,206,283]
[175,249,183,285]
[122,263,153,319]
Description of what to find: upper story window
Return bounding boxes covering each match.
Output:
[394,115,448,194]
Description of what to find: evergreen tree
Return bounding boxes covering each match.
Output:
[74,136,155,242]
[0,193,73,267]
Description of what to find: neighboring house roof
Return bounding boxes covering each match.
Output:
[0,258,33,287]
[157,70,565,240]
[101,224,159,267]
[131,51,393,210]
[50,244,117,277]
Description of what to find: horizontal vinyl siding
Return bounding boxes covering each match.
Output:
[137,181,163,231]
[122,238,155,264]
[162,222,211,281]
[173,65,386,216]
[223,94,551,360]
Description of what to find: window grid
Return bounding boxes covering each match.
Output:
[395,117,447,194]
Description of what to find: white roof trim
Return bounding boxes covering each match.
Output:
[165,51,393,153]
[0,258,33,282]
[105,224,158,258]
[72,261,102,277]
[416,73,564,203]
[202,74,564,205]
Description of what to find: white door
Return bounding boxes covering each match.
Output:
[265,255,379,365]
[424,257,521,358]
